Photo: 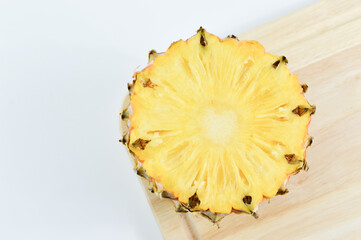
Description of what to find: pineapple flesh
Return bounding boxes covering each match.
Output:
[121,28,314,221]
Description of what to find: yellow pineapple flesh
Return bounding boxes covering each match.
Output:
[121,28,314,220]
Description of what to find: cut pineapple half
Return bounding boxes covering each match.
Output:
[121,28,314,220]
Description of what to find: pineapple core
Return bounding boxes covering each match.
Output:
[199,108,238,144]
[126,28,313,215]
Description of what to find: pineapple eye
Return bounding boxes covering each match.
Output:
[242,195,252,205]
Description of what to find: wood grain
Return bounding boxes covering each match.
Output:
[137,0,361,239]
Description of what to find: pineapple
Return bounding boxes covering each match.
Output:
[120,28,315,222]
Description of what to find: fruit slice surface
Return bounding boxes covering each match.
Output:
[128,29,313,214]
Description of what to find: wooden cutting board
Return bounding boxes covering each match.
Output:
[138,0,361,239]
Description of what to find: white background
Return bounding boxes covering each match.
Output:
[0,0,318,239]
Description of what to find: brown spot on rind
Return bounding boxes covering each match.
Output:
[200,34,207,47]
[301,84,308,93]
[292,160,309,174]
[243,195,252,205]
[132,138,151,150]
[197,26,205,33]
[121,109,129,120]
[284,154,302,164]
[161,191,175,199]
[310,105,316,115]
[197,27,207,46]
[188,193,200,209]
[273,56,288,69]
[306,137,314,148]
[127,83,134,95]
[175,205,188,213]
[148,49,160,63]
[227,35,238,40]
[303,161,309,171]
[285,154,294,163]
[148,49,156,58]
[143,79,157,88]
[272,60,280,69]
[200,211,226,224]
[292,106,309,116]
[149,49,156,55]
[281,56,288,64]
[135,166,149,180]
[148,180,158,194]
[276,188,289,195]
[119,135,128,145]
[181,203,200,212]
[251,211,259,219]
